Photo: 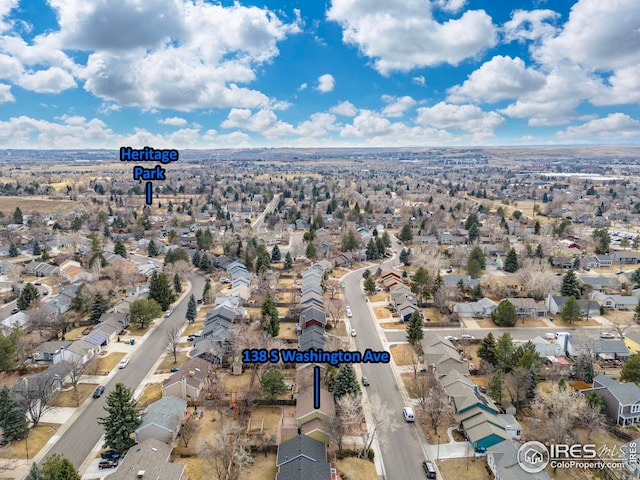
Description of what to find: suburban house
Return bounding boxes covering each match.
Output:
[296,386,334,445]
[443,274,481,290]
[162,358,210,401]
[487,440,552,480]
[504,298,547,317]
[582,374,640,426]
[59,259,93,284]
[424,336,469,378]
[545,295,600,317]
[591,291,639,310]
[104,438,185,480]
[0,311,29,336]
[579,274,621,291]
[452,298,498,318]
[276,434,334,480]
[135,395,188,444]
[614,251,640,265]
[32,340,73,364]
[397,301,420,322]
[299,307,327,329]
[381,269,404,291]
[299,324,326,351]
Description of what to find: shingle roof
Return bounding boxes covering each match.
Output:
[276,434,327,466]
[137,395,187,434]
[594,374,640,406]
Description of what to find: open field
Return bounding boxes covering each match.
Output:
[50,384,97,407]
[336,457,378,480]
[183,321,204,336]
[0,424,58,459]
[0,196,77,215]
[422,307,447,322]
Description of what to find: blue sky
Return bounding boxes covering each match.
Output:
[0,0,639,148]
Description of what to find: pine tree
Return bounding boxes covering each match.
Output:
[534,244,544,259]
[0,386,29,442]
[405,310,423,346]
[488,370,504,402]
[560,296,581,324]
[468,222,479,243]
[504,248,519,273]
[8,243,18,257]
[470,283,483,300]
[191,251,201,268]
[173,273,182,294]
[147,239,159,257]
[492,300,517,327]
[202,280,213,305]
[33,242,41,256]
[526,365,538,400]
[114,240,127,258]
[399,224,413,242]
[199,254,212,273]
[13,207,23,224]
[17,283,39,310]
[271,244,281,262]
[561,270,582,298]
[148,271,176,311]
[261,293,280,337]
[333,364,361,398]
[186,294,197,323]
[364,276,376,295]
[41,454,80,480]
[283,251,293,270]
[534,221,541,235]
[477,332,498,366]
[305,243,317,259]
[25,463,46,480]
[41,246,49,261]
[97,383,141,453]
[89,293,109,323]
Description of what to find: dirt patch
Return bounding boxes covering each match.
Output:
[0,424,58,459]
[422,307,447,322]
[374,307,391,319]
[437,457,491,480]
[155,350,190,373]
[183,321,204,336]
[0,196,77,215]
[279,322,297,340]
[336,457,377,480]
[243,452,278,480]
[368,292,388,302]
[380,321,406,330]
[138,383,162,407]
[221,372,252,393]
[390,344,419,366]
[97,352,126,375]
[50,383,97,407]
[248,407,282,439]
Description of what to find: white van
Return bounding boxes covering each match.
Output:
[403,407,415,422]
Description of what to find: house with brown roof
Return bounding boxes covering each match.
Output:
[104,438,185,480]
[296,386,334,445]
[162,358,210,401]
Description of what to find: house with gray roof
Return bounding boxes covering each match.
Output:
[276,434,332,480]
[135,395,187,444]
[452,298,498,318]
[0,311,29,336]
[582,374,640,426]
[443,274,480,289]
[487,440,552,480]
[591,291,639,310]
[104,438,185,480]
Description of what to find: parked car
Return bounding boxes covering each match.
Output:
[101,450,121,460]
[170,367,180,373]
[11,308,19,314]
[98,458,119,470]
[93,386,105,398]
[220,277,231,284]
[351,328,357,337]
[118,358,130,369]
[422,460,437,479]
[362,376,370,386]
[544,332,557,340]
[34,281,42,286]
[164,309,173,317]
[346,310,353,318]
[600,332,615,339]
[444,335,458,342]
[460,334,476,340]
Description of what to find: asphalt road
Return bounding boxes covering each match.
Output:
[344,253,429,480]
[40,269,205,468]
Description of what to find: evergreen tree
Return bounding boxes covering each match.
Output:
[186,294,197,323]
[487,369,504,403]
[534,221,541,235]
[342,230,360,251]
[405,310,423,346]
[283,251,293,270]
[173,273,182,294]
[261,368,287,401]
[399,248,410,266]
[8,243,18,257]
[41,454,80,480]
[261,293,280,337]
[25,463,46,480]
[129,298,162,328]
[526,365,538,400]
[477,332,498,366]
[468,246,486,269]
[492,300,517,327]
[199,253,212,273]
[33,242,41,256]
[305,243,317,259]
[468,222,480,243]
[534,244,544,259]
[561,270,582,298]
[148,271,176,311]
[13,207,23,224]
[381,231,392,248]
[504,248,519,273]
[496,333,515,372]
[467,257,482,279]
[634,299,640,325]
[470,283,483,300]
[592,228,611,254]
[97,383,141,452]
[364,276,376,295]
[629,268,640,288]
[464,213,480,230]
[333,364,361,398]
[0,386,28,442]
[398,224,413,242]
[620,355,640,383]
[271,244,281,262]
[40,246,49,261]
[17,283,39,310]
[560,296,581,324]
[191,251,201,268]
[202,280,213,305]
[89,293,109,323]
[114,240,127,258]
[410,267,431,305]
[147,239,159,257]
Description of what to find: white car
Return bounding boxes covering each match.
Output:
[346,310,353,318]
[600,332,616,339]
[118,358,130,369]
[460,334,476,340]
[164,309,173,317]
[350,328,357,337]
[544,332,557,340]
[444,335,458,342]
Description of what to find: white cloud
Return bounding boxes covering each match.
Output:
[447,56,545,103]
[0,0,19,33]
[0,83,13,103]
[330,101,357,117]
[316,73,335,93]
[412,76,426,86]
[556,113,640,139]
[17,67,76,93]
[432,0,467,14]
[221,108,295,138]
[503,9,560,43]
[158,117,188,127]
[295,112,338,137]
[298,82,308,91]
[415,102,505,139]
[340,110,392,137]
[381,95,416,118]
[327,0,496,74]
[592,65,640,106]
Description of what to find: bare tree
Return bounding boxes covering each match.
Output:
[504,366,530,409]
[580,402,606,440]
[361,394,399,456]
[330,393,362,454]
[64,359,85,407]
[325,298,345,327]
[16,371,63,427]
[165,327,181,364]
[432,285,449,314]
[29,304,53,336]
[517,258,559,300]
[84,354,100,376]
[325,279,341,299]
[530,384,587,444]
[204,421,253,480]
[606,312,636,340]
[178,414,199,448]
[421,377,453,435]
